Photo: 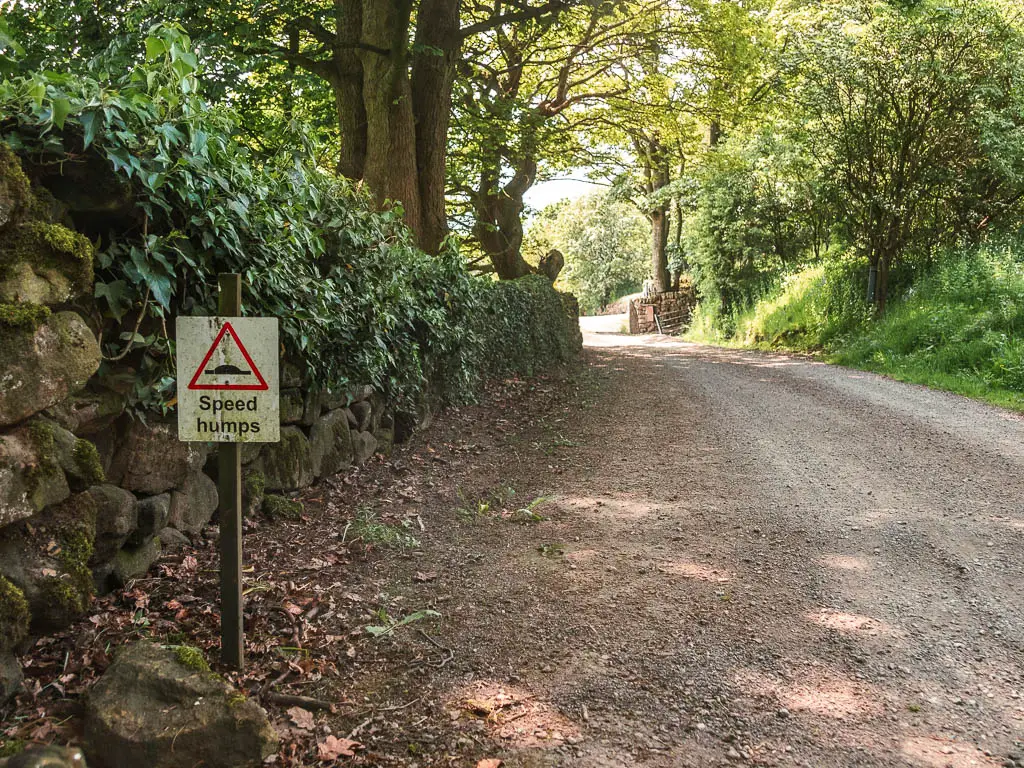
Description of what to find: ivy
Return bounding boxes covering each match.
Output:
[0,24,482,412]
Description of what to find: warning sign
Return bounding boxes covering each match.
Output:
[176,317,279,443]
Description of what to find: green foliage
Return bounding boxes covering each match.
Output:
[697,236,1024,410]
[833,238,1024,407]
[473,274,582,378]
[683,131,823,322]
[776,0,1024,306]
[170,644,211,672]
[526,193,649,315]
[347,508,419,550]
[0,25,578,415]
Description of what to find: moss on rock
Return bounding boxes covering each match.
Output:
[0,142,31,231]
[72,438,105,485]
[242,469,265,518]
[0,576,29,652]
[0,739,26,758]
[22,419,69,512]
[171,644,210,673]
[0,301,50,329]
[262,494,303,520]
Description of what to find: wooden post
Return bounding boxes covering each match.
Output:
[218,273,244,669]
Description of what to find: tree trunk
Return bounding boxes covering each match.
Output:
[411,0,461,254]
[474,156,537,280]
[333,0,367,180]
[876,252,891,315]
[651,206,671,294]
[359,0,422,236]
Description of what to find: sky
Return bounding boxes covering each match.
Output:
[523,176,605,212]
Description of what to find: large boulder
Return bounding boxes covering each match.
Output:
[0,493,97,632]
[0,311,100,429]
[309,409,353,479]
[258,426,313,491]
[107,421,205,495]
[168,471,218,535]
[351,431,378,465]
[86,485,137,565]
[84,642,278,768]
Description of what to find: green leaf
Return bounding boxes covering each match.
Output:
[144,36,166,62]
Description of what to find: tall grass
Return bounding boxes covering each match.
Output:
[687,238,1024,411]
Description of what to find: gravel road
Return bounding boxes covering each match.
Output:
[304,321,1024,767]
[376,317,1019,767]
[517,324,1024,767]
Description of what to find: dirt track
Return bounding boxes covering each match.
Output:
[335,320,1024,767]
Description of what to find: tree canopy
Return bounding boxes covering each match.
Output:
[3,0,1023,320]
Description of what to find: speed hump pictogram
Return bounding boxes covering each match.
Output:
[176,316,279,442]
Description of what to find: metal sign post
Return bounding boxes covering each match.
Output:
[175,273,280,670]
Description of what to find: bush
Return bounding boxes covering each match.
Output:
[696,235,1024,410]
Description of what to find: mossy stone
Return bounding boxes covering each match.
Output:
[167,471,217,535]
[262,494,303,520]
[0,142,31,232]
[0,576,29,653]
[242,469,265,518]
[309,409,353,478]
[0,220,94,305]
[0,310,101,429]
[87,484,137,565]
[0,424,71,528]
[111,536,162,585]
[259,426,313,491]
[0,491,97,632]
[0,301,50,330]
[170,645,210,673]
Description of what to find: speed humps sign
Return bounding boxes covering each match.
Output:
[176,317,279,442]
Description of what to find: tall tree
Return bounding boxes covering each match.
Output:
[450,1,652,278]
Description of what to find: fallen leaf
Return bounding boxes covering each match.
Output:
[287,706,315,731]
[318,735,360,760]
[476,760,502,768]
[283,602,304,616]
[413,571,438,583]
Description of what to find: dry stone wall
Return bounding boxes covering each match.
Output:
[0,146,429,704]
[628,284,697,335]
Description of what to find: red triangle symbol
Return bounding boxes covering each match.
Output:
[187,322,269,391]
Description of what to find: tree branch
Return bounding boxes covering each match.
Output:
[459,0,572,40]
